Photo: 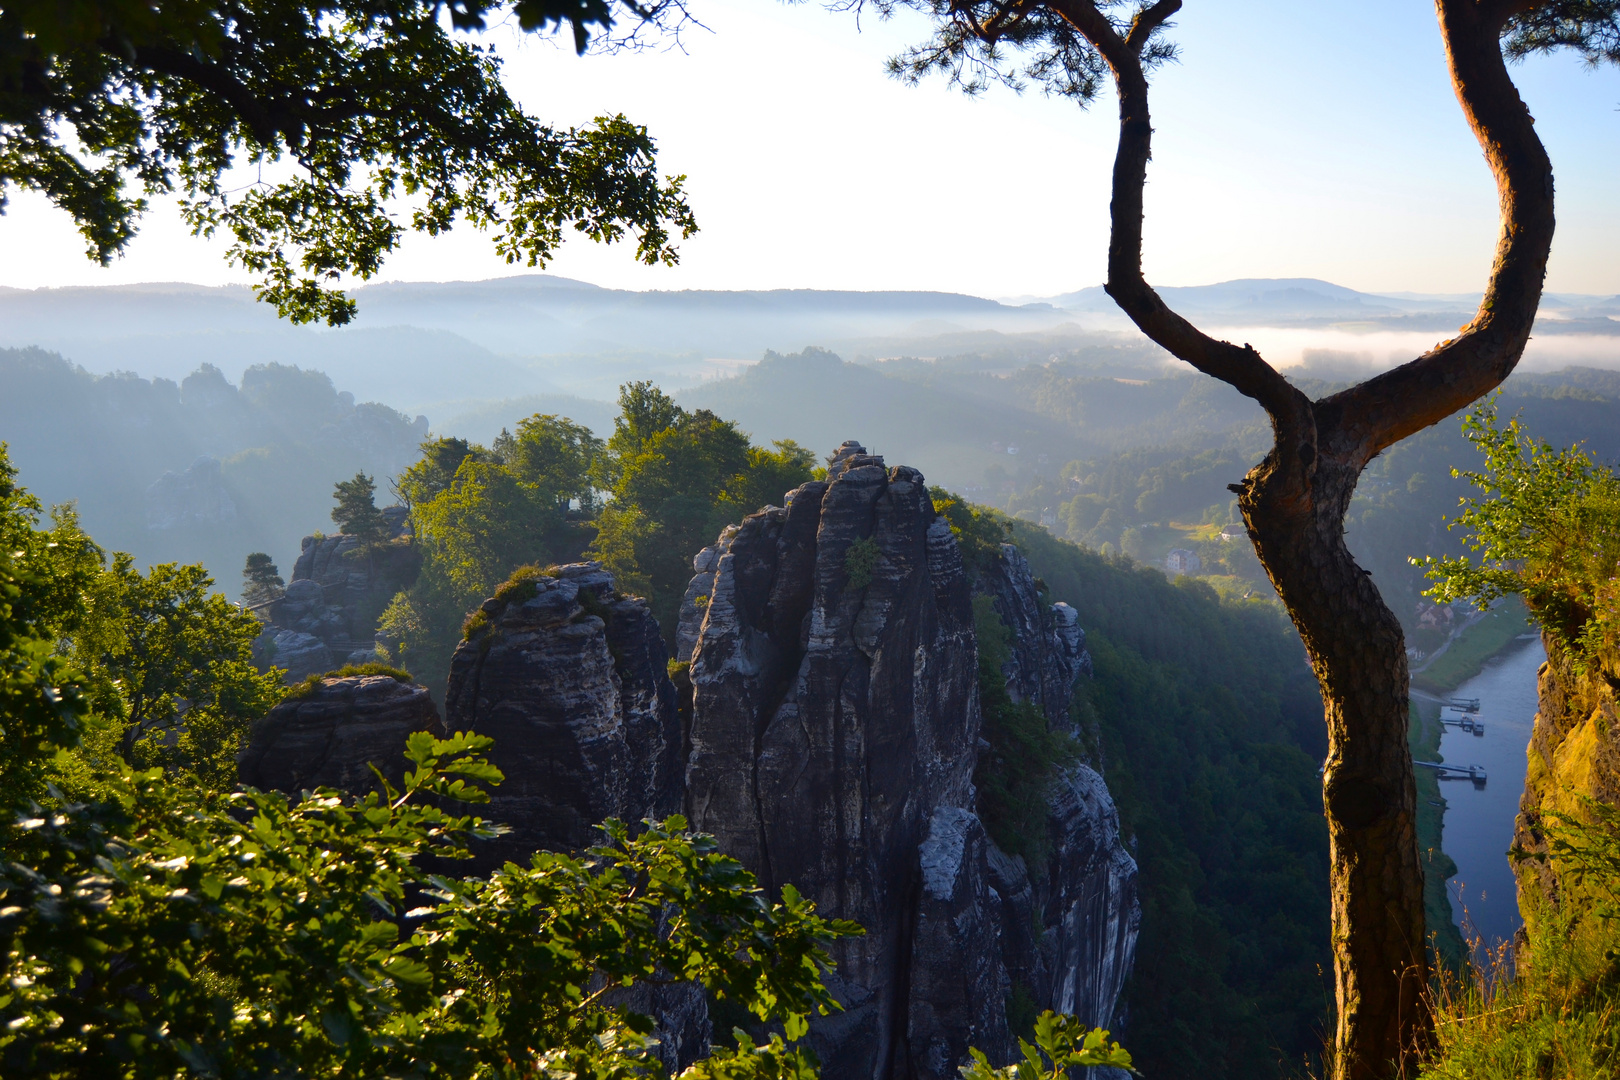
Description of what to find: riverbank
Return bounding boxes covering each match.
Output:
[1412,597,1530,693]
[1411,698,1469,972]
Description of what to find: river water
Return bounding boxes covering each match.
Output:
[1431,637,1546,953]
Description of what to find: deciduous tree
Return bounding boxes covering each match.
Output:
[1,0,697,324]
[862,0,1619,1074]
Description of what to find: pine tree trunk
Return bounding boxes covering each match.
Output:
[1238,451,1428,1078]
[1032,1,1554,1074]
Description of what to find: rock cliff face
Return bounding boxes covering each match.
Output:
[252,510,420,681]
[409,441,1137,1078]
[145,456,236,530]
[238,672,443,793]
[1514,632,1620,935]
[443,562,684,865]
[683,446,983,1076]
[977,542,1091,724]
[678,443,1140,1079]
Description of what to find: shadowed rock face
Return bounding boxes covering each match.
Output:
[683,450,982,1077]
[238,673,443,793]
[443,562,683,865]
[978,543,1091,725]
[252,513,421,680]
[678,445,1139,1079]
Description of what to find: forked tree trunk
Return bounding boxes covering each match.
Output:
[1036,0,1556,1075]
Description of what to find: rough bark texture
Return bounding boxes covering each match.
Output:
[1000,2,1558,1074]
[1514,632,1620,938]
[238,672,443,793]
[681,447,1139,1078]
[442,562,684,865]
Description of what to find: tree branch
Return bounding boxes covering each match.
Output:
[1047,0,1310,433]
[1314,0,1553,466]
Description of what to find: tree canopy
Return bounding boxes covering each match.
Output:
[1,0,697,324]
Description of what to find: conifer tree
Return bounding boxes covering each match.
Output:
[241,552,284,606]
[332,473,388,545]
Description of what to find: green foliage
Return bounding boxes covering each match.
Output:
[285,663,414,701]
[1009,520,1331,1080]
[332,472,389,544]
[67,554,287,787]
[1422,877,1620,1080]
[844,536,881,590]
[493,414,606,515]
[1524,797,1620,926]
[970,594,1080,872]
[2,0,697,324]
[588,383,816,639]
[931,486,1010,572]
[241,552,284,606]
[1418,399,1620,675]
[383,424,599,689]
[392,436,480,512]
[0,715,861,1079]
[959,1010,1133,1080]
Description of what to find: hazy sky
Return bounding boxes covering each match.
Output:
[2,0,1617,298]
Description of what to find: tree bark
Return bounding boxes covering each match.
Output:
[1038,1,1555,1075]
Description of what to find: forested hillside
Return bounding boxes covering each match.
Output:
[0,348,425,595]
[1008,523,1331,1080]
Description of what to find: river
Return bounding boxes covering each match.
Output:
[1431,636,1546,954]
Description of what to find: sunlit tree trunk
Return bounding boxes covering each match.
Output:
[1038,0,1555,1074]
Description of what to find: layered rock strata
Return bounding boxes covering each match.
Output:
[678,444,1140,1079]
[238,672,443,793]
[443,562,684,864]
[252,511,420,680]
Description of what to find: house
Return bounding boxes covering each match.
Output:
[1165,548,1203,576]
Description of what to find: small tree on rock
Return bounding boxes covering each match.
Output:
[242,552,284,607]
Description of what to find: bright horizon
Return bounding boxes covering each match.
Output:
[1,0,1617,299]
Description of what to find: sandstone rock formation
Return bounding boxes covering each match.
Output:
[977,542,1092,724]
[252,626,334,683]
[252,510,419,681]
[145,455,236,530]
[443,562,684,864]
[238,672,443,793]
[1514,631,1620,937]
[678,443,1140,1079]
[414,441,1138,1078]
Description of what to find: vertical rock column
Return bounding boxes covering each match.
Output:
[684,447,992,1079]
[443,562,683,864]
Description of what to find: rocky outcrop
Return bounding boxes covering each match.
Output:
[414,440,1138,1078]
[977,542,1091,725]
[1514,632,1620,937]
[251,626,334,682]
[682,447,983,1078]
[253,511,420,681]
[238,672,443,793]
[145,456,236,530]
[678,443,1139,1079]
[443,562,684,864]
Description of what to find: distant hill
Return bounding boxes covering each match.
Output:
[678,347,1095,492]
[5,276,1613,415]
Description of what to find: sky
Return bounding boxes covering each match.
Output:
[1,0,1617,299]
